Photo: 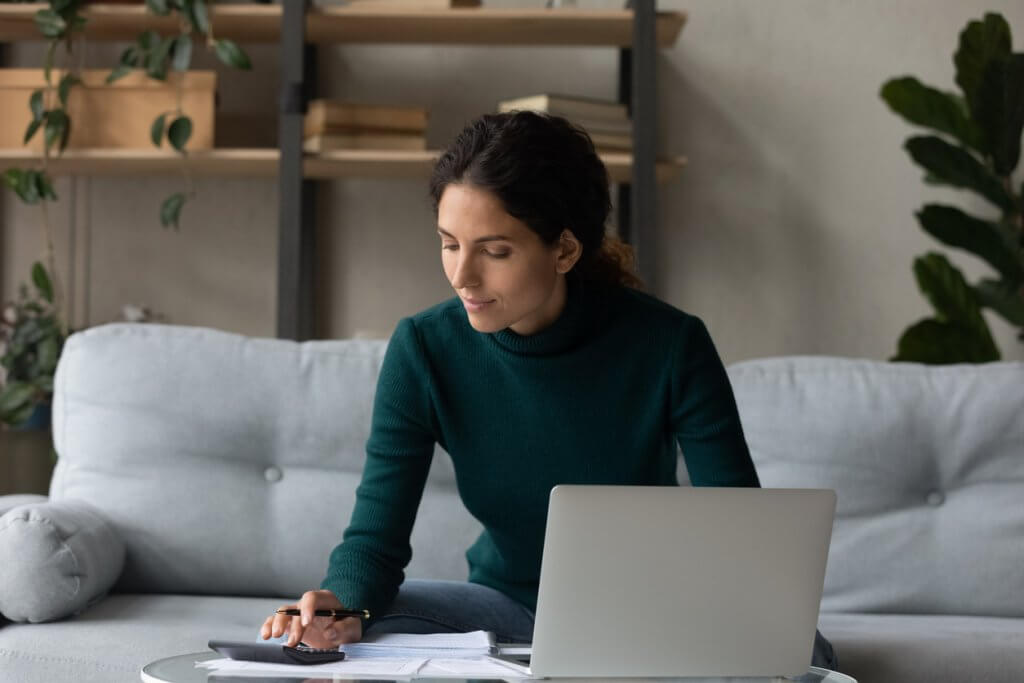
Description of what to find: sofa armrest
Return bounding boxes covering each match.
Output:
[0,494,48,517]
[0,500,125,623]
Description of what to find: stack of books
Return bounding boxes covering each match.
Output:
[303,99,428,152]
[497,93,632,152]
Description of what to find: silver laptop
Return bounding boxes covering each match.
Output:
[530,485,836,678]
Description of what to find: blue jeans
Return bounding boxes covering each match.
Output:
[365,579,840,671]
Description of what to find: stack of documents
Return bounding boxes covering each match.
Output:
[343,630,497,658]
[197,631,534,679]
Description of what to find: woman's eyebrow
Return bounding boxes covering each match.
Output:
[437,227,512,243]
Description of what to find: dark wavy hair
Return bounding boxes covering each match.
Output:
[428,111,643,290]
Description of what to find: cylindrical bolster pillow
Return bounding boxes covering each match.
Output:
[0,500,125,623]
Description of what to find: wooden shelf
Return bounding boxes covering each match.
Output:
[0,148,686,183]
[0,4,685,46]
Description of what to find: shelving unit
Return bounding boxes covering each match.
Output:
[0,2,687,340]
[0,5,684,46]
[0,148,686,183]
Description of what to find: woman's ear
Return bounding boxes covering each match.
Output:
[555,229,583,274]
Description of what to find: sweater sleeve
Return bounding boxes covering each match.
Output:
[670,317,761,488]
[320,317,437,613]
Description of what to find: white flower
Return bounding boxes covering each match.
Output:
[2,304,17,325]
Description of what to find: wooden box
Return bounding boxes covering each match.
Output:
[0,69,216,150]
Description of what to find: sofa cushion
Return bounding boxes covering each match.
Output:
[49,323,483,598]
[728,357,1024,618]
[0,500,124,623]
[818,612,1024,683]
[0,593,287,683]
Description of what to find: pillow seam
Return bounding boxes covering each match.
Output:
[0,516,82,603]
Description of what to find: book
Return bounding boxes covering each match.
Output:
[304,133,427,152]
[572,117,633,136]
[497,93,628,123]
[588,132,633,150]
[304,99,428,137]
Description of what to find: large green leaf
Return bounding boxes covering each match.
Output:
[172,34,193,72]
[167,116,192,152]
[954,13,1012,120]
[29,89,44,121]
[44,109,68,152]
[160,192,186,229]
[880,77,985,153]
[892,318,1001,364]
[23,118,43,145]
[15,169,40,204]
[57,74,80,108]
[975,278,1024,327]
[138,29,160,52]
[974,54,1024,177]
[904,135,1015,212]
[188,0,211,34]
[0,381,37,424]
[915,204,1023,284]
[146,35,176,81]
[106,64,133,85]
[36,336,60,374]
[119,45,140,68]
[33,9,66,39]
[913,252,992,339]
[2,169,20,192]
[151,112,167,147]
[214,39,252,70]
[31,262,54,303]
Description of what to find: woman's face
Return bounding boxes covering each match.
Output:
[437,183,580,335]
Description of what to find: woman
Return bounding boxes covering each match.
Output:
[259,111,838,671]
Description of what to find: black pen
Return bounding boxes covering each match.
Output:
[276,608,371,620]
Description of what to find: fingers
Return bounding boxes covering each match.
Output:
[298,590,323,630]
[260,590,347,645]
[260,603,299,642]
[298,616,363,649]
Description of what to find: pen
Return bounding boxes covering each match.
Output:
[276,608,371,620]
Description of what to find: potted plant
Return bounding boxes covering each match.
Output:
[882,11,1024,363]
[0,264,66,494]
[0,0,252,492]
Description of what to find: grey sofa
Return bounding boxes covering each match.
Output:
[0,323,1021,683]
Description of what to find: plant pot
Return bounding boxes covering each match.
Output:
[0,403,55,496]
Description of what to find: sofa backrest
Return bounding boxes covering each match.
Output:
[727,356,1024,618]
[51,323,483,598]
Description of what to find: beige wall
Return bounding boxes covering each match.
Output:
[3,1,1023,362]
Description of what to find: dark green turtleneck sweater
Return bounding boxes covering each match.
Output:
[321,278,760,614]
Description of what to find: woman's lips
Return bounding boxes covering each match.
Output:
[462,298,494,312]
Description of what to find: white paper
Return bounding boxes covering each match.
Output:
[197,656,426,678]
[343,630,497,658]
[409,656,533,678]
[358,631,494,648]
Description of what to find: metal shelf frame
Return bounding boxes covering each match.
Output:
[277,0,661,340]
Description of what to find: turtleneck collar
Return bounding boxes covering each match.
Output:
[487,273,603,357]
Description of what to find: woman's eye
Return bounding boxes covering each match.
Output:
[487,251,510,259]
[442,244,458,251]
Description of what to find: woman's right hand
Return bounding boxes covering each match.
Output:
[260,589,363,649]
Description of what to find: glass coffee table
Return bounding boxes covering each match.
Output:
[142,650,858,683]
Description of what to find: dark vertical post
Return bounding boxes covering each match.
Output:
[277,1,317,340]
[617,42,632,245]
[631,0,657,291]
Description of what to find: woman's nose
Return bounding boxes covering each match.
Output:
[450,255,479,290]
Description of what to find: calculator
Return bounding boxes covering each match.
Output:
[208,639,347,665]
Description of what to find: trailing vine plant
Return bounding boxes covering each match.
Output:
[107,0,252,229]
